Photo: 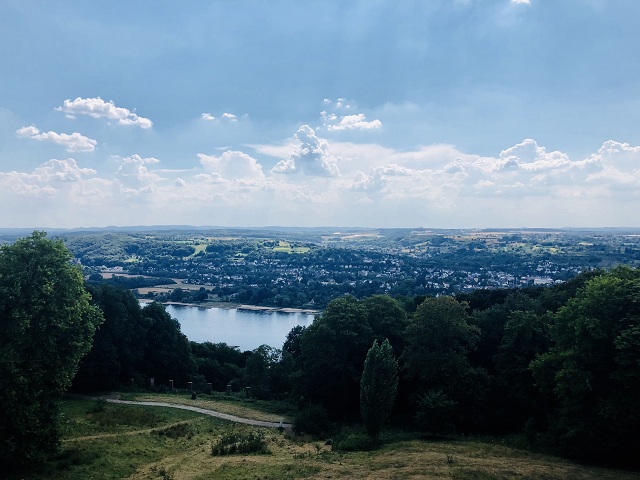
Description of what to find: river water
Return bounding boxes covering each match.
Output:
[160,304,316,351]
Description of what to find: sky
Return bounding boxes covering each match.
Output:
[1,0,640,229]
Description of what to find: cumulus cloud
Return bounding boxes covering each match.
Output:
[198,150,265,182]
[16,125,97,152]
[221,113,238,122]
[511,0,530,4]
[57,97,153,128]
[35,158,97,182]
[201,113,215,121]
[114,154,162,187]
[0,158,97,200]
[321,98,382,132]
[272,125,340,177]
[323,113,382,131]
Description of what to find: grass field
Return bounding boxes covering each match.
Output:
[12,396,640,480]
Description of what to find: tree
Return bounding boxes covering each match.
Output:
[361,295,407,353]
[73,284,150,391]
[244,344,282,399]
[401,296,487,431]
[298,296,373,418]
[0,232,103,466]
[141,302,195,386]
[531,267,640,464]
[360,339,398,444]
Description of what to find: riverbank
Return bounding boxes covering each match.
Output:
[139,298,320,315]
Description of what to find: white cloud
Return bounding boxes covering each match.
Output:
[16,125,97,152]
[3,133,640,228]
[221,112,238,122]
[114,154,162,187]
[57,97,153,129]
[272,125,340,177]
[324,113,382,131]
[34,158,97,182]
[511,0,530,4]
[198,150,265,182]
[201,113,215,121]
[320,98,382,132]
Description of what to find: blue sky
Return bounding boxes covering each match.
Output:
[1,0,639,228]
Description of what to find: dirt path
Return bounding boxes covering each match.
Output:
[64,420,194,442]
[105,398,292,429]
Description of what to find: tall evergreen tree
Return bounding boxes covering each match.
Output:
[360,339,398,444]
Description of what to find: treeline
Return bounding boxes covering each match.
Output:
[71,267,640,466]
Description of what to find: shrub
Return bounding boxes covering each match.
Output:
[332,432,375,452]
[293,404,333,437]
[211,430,269,456]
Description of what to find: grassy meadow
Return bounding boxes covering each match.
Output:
[9,395,640,480]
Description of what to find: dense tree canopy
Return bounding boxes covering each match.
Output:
[0,232,103,466]
[401,296,488,431]
[531,267,640,463]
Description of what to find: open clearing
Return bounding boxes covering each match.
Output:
[13,396,640,480]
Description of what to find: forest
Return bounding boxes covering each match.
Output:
[1,232,639,472]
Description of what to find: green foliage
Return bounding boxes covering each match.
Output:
[0,232,103,466]
[211,429,269,455]
[73,284,149,390]
[141,302,196,385]
[414,390,457,436]
[332,431,375,452]
[402,296,487,430]
[360,339,398,443]
[298,296,373,418]
[292,404,332,437]
[74,287,197,391]
[296,295,406,419]
[530,266,640,464]
[244,344,283,399]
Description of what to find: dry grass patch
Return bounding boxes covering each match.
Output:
[122,393,293,423]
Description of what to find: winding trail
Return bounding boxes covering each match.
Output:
[104,398,292,429]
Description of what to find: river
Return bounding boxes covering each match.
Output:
[157,304,317,351]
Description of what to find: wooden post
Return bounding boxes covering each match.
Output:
[188,381,193,392]
[169,380,174,392]
[226,384,231,395]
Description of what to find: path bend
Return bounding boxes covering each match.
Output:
[105,398,292,429]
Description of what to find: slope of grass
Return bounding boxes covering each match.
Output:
[10,398,640,480]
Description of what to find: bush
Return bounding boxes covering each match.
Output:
[211,430,269,456]
[332,431,375,452]
[293,404,333,437]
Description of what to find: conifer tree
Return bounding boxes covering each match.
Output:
[360,339,398,444]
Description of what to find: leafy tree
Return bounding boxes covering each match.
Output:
[491,310,551,433]
[531,267,640,464]
[299,296,373,418]
[191,341,246,391]
[0,232,103,466]
[361,295,407,353]
[360,339,398,443]
[141,302,195,385]
[414,389,457,436]
[401,295,487,431]
[244,344,282,399]
[73,284,150,391]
